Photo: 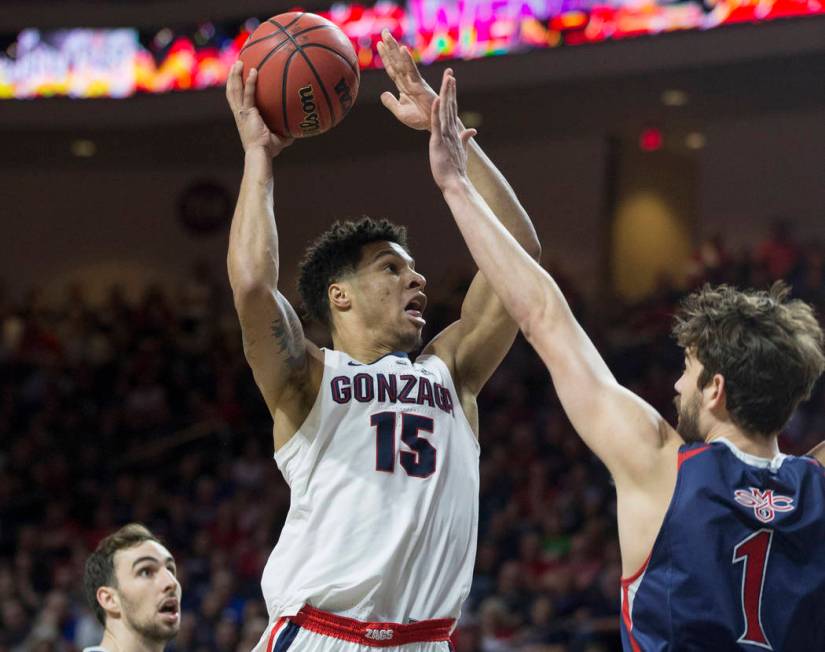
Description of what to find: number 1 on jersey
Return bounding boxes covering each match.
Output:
[732,528,773,650]
[371,412,436,478]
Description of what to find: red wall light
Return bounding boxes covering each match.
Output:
[639,127,663,152]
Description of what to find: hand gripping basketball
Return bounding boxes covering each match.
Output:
[226,61,294,156]
[237,12,360,138]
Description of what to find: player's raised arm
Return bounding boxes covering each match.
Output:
[429,70,679,484]
[226,62,320,436]
[379,32,540,402]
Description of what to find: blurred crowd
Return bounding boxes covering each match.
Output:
[1,224,823,652]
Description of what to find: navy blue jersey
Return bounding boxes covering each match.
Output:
[620,439,825,651]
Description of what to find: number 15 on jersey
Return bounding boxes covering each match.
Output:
[371,412,437,478]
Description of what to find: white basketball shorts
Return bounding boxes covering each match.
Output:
[251,605,455,652]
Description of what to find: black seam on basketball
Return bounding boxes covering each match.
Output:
[281,48,302,138]
[239,13,304,55]
[240,33,288,55]
[251,25,339,75]
[268,13,304,30]
[247,36,291,71]
[271,18,338,125]
[299,43,359,78]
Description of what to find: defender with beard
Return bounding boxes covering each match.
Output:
[83,524,180,652]
[431,73,825,650]
[226,32,540,652]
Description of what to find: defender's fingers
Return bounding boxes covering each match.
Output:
[448,76,459,125]
[430,97,442,136]
[242,68,258,110]
[378,32,401,73]
[438,69,451,97]
[380,91,403,116]
[438,71,452,125]
[401,45,420,75]
[460,128,477,146]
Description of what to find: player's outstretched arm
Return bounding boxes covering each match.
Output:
[379,32,540,397]
[226,62,320,434]
[428,70,679,484]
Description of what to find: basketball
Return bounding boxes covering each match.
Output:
[238,12,360,138]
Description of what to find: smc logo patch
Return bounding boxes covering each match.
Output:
[734,487,794,523]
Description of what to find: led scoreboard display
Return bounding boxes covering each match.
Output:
[1,0,821,99]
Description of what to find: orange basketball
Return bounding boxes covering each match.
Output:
[238,12,360,138]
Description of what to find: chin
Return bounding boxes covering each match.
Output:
[393,326,422,352]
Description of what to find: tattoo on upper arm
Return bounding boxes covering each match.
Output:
[270,306,305,372]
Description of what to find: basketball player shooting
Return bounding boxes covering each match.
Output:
[225,39,540,651]
[430,69,825,650]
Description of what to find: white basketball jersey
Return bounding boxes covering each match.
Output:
[260,348,480,624]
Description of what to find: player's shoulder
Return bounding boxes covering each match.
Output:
[412,350,453,379]
[676,440,715,467]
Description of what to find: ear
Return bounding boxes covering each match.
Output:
[328,281,352,313]
[97,585,121,620]
[705,373,726,411]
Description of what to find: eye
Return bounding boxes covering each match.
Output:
[385,263,398,273]
[138,567,154,578]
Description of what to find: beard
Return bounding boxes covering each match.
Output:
[120,593,179,643]
[675,391,704,443]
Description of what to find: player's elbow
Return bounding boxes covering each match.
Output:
[228,253,278,297]
[518,285,558,344]
[231,276,275,315]
[519,302,549,344]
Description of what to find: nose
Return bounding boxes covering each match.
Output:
[408,269,426,290]
[161,568,180,593]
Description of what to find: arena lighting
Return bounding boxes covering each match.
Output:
[639,127,663,152]
[661,89,689,107]
[70,139,96,157]
[685,131,707,149]
[459,111,483,128]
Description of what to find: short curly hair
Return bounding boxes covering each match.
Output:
[83,523,163,625]
[298,217,409,327]
[672,282,825,437]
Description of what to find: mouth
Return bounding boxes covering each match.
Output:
[404,294,427,326]
[158,598,180,623]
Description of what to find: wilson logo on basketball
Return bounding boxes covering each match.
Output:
[334,77,353,112]
[298,84,320,135]
[734,487,794,523]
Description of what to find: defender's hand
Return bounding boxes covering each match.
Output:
[226,61,293,157]
[377,30,437,131]
[429,70,476,191]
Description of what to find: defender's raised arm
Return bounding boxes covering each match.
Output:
[428,70,678,484]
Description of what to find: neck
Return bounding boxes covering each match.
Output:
[706,425,780,459]
[331,325,407,364]
[100,627,165,652]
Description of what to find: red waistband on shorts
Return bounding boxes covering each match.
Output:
[290,604,455,647]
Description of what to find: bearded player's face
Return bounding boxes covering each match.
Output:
[673,351,707,443]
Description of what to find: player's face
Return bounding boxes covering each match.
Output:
[674,351,705,443]
[111,540,181,643]
[349,241,427,351]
